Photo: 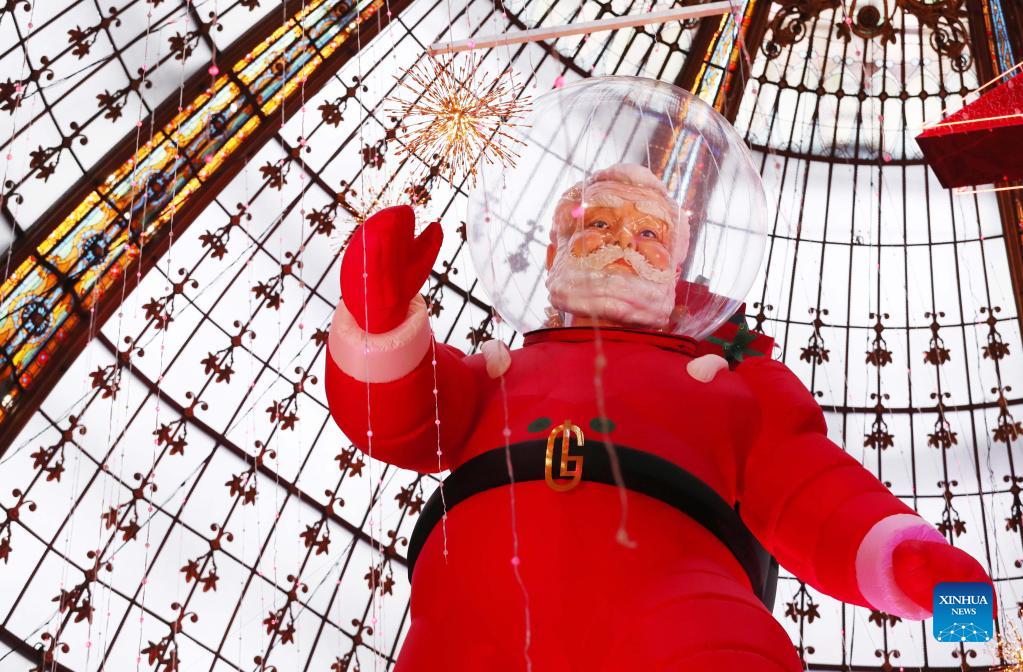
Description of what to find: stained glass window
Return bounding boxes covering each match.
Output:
[986,0,1016,76]
[0,0,387,437]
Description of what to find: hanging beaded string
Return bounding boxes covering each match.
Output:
[458,7,549,666]
[293,0,312,659]
[369,0,416,652]
[50,0,163,665]
[239,108,257,669]
[217,3,280,661]
[0,3,82,667]
[386,46,454,570]
[315,35,397,670]
[90,4,162,668]
[267,0,291,646]
[581,255,635,547]
[364,17,391,669]
[569,37,635,544]
[422,0,510,572]
[29,0,177,665]
[129,3,198,669]
[348,8,389,666]
[0,1,36,296]
[582,0,762,555]
[352,18,464,667]
[407,10,527,666]
[418,1,531,567]
[492,311,534,672]
[421,0,463,588]
[242,52,276,650]
[18,0,174,662]
[377,0,453,580]
[425,314,449,564]
[479,8,565,664]
[582,23,677,545]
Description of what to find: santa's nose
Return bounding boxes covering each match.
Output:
[614,227,635,249]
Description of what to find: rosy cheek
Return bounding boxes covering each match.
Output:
[639,243,670,270]
[570,231,605,256]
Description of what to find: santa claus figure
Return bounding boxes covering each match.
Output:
[323,163,991,671]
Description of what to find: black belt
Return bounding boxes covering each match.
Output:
[407,439,779,610]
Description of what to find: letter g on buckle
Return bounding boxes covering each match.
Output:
[545,420,585,492]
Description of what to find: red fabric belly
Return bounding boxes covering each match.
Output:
[413,485,745,615]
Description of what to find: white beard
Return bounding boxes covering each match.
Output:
[545,244,677,329]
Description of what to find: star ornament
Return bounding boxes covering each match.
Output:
[389,54,530,185]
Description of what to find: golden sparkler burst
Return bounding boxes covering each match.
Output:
[992,622,1023,671]
[390,54,531,185]
[328,180,435,254]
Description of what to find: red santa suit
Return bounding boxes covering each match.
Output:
[324,206,990,671]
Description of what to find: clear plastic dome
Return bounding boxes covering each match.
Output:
[466,76,768,340]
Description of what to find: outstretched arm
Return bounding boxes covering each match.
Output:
[736,356,990,618]
[323,206,481,473]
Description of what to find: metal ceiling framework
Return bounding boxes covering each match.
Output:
[0,0,1020,670]
[731,0,1023,668]
[0,0,414,456]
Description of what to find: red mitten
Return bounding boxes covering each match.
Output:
[893,540,994,615]
[340,205,442,333]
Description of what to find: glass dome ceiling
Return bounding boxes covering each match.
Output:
[0,0,1021,669]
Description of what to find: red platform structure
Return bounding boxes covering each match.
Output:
[916,73,1023,189]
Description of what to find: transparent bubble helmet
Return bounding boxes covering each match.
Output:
[466,76,768,341]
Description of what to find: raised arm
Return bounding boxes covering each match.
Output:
[736,356,990,618]
[323,206,481,473]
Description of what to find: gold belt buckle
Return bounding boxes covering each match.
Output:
[545,420,585,492]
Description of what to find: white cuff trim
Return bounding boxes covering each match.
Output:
[328,295,432,383]
[855,513,946,619]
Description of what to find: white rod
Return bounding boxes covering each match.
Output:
[428,2,734,55]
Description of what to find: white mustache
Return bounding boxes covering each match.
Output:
[546,242,678,329]
[573,245,675,284]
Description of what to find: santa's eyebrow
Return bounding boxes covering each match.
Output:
[630,213,667,231]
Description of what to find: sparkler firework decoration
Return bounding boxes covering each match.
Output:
[994,623,1023,671]
[390,54,530,185]
[327,179,436,254]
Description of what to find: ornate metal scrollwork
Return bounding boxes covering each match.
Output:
[762,0,973,72]
[762,0,842,60]
[900,0,972,72]
[836,0,898,44]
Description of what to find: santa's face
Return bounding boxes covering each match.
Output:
[568,202,673,275]
[545,200,687,330]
